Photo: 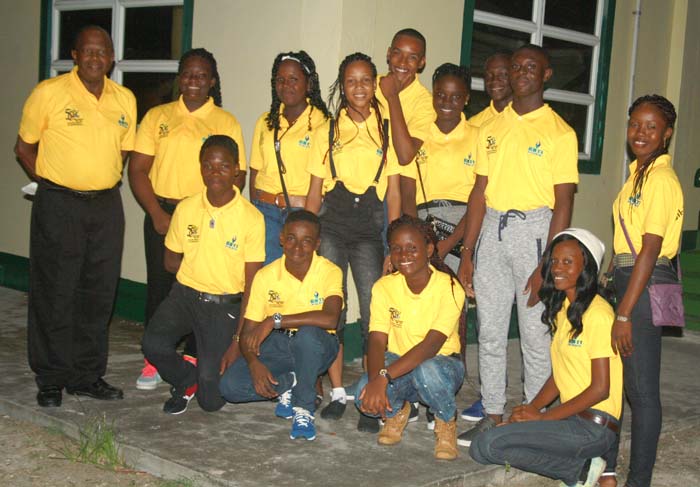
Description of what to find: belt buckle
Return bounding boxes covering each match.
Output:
[198,293,214,304]
[274,193,286,208]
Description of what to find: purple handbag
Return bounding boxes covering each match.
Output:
[618,211,685,327]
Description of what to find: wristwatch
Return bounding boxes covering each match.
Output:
[273,312,283,329]
[378,368,393,383]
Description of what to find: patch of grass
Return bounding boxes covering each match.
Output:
[59,413,125,469]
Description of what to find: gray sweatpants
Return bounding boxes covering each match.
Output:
[473,206,552,415]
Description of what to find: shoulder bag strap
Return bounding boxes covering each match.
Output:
[327,119,338,180]
[273,126,291,209]
[371,119,390,185]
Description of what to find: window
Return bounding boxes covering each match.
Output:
[460,0,616,173]
[41,0,193,121]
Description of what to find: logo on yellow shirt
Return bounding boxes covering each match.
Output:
[627,192,641,208]
[298,135,311,149]
[376,148,384,157]
[389,307,403,328]
[463,153,475,166]
[310,291,323,306]
[186,224,200,242]
[486,135,497,154]
[65,108,83,126]
[158,123,169,138]
[527,141,544,157]
[416,148,428,165]
[225,236,238,250]
[568,337,583,348]
[268,290,283,307]
[118,114,129,128]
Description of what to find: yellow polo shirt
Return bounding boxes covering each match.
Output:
[307,109,400,201]
[551,295,622,419]
[134,96,246,199]
[165,187,265,294]
[612,155,684,259]
[250,104,327,196]
[468,101,499,128]
[245,253,343,332]
[475,103,579,211]
[401,114,478,204]
[18,66,136,190]
[376,75,434,143]
[369,266,464,356]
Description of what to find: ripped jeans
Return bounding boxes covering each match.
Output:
[355,351,464,421]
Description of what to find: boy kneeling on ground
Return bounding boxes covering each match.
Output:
[142,135,265,415]
[219,210,342,441]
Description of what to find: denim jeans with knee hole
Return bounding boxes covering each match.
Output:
[355,352,464,421]
[470,411,617,485]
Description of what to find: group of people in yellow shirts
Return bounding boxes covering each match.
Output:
[16,24,684,487]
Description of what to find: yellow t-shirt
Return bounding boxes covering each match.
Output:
[612,155,684,259]
[307,109,400,201]
[475,103,579,211]
[250,104,327,196]
[18,66,136,190]
[369,267,464,356]
[401,114,478,204]
[551,295,623,419]
[134,96,247,199]
[245,253,343,332]
[165,187,265,294]
[468,101,499,128]
[376,75,434,143]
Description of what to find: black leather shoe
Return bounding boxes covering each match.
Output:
[66,378,124,400]
[37,385,62,407]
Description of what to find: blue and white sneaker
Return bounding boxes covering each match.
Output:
[290,407,316,441]
[460,398,485,421]
[275,389,294,419]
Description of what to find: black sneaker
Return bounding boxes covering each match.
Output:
[426,409,435,431]
[357,413,380,433]
[408,402,419,423]
[456,416,497,447]
[320,399,347,420]
[163,384,197,415]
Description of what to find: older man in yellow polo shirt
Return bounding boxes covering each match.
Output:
[15,25,136,408]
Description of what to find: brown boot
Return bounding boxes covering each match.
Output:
[434,416,458,460]
[377,401,411,445]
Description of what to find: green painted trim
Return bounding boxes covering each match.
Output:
[181,0,194,53]
[459,0,476,68]
[113,278,146,323]
[39,0,52,81]
[579,0,616,175]
[682,230,699,252]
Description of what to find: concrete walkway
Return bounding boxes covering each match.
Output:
[1,286,699,486]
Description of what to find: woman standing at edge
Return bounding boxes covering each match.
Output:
[129,48,246,390]
[603,94,684,487]
[250,51,330,265]
[306,52,402,430]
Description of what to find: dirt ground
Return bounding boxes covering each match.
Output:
[0,414,188,487]
[2,413,699,487]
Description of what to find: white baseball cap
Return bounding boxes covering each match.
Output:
[552,228,606,272]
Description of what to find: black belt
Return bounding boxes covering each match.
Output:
[41,178,118,200]
[577,410,619,434]
[197,292,242,305]
[274,329,297,337]
[417,200,466,211]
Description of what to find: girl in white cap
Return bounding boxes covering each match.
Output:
[469,228,622,487]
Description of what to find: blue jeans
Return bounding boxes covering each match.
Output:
[470,411,617,485]
[219,326,338,413]
[604,263,676,486]
[252,200,302,265]
[355,352,464,421]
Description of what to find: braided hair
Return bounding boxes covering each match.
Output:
[265,51,330,131]
[432,62,471,92]
[179,48,222,107]
[628,94,677,198]
[327,52,387,159]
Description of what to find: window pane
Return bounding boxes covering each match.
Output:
[122,72,177,122]
[475,0,533,20]
[58,9,112,59]
[465,90,491,120]
[545,0,597,34]
[470,23,531,79]
[541,37,592,93]
[547,101,587,153]
[124,6,183,60]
